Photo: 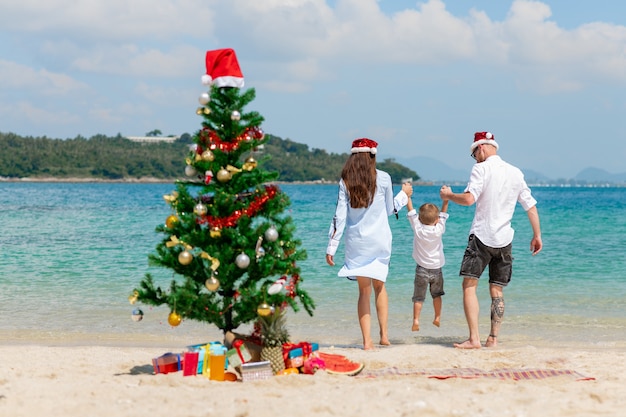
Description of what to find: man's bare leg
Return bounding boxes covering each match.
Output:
[357,277,374,350]
[412,301,423,331]
[373,279,391,345]
[432,296,442,327]
[486,284,504,348]
[454,277,482,349]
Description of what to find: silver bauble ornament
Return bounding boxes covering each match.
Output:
[231,110,241,121]
[265,226,279,242]
[198,92,210,105]
[131,308,144,322]
[235,253,250,269]
[185,165,197,177]
[193,203,207,216]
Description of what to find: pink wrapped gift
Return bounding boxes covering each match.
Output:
[152,352,182,374]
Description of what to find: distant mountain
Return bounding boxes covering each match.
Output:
[574,167,626,183]
[392,155,625,185]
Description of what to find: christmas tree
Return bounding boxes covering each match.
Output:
[130,48,315,338]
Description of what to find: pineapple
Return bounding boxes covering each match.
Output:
[258,307,289,374]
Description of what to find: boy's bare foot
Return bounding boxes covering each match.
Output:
[485,334,497,348]
[453,339,482,349]
[432,318,440,327]
[379,339,391,346]
[411,321,420,331]
[363,340,375,350]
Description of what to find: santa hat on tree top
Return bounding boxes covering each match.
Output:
[471,131,499,152]
[351,138,378,154]
[201,48,244,88]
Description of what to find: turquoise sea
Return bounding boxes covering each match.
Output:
[1,182,625,348]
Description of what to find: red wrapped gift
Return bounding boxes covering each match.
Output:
[282,342,319,369]
[152,352,183,374]
[183,352,199,376]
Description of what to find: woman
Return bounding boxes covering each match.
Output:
[326,138,409,350]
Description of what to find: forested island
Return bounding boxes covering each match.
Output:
[0,132,419,183]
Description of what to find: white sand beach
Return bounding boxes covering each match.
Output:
[1,339,624,417]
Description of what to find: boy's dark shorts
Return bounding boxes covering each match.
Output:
[412,265,444,303]
[459,234,513,287]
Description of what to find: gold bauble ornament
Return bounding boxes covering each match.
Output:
[128,290,139,305]
[165,215,179,229]
[242,156,257,171]
[201,150,214,161]
[205,276,220,291]
[216,168,231,182]
[257,302,273,317]
[209,226,222,238]
[178,250,193,265]
[168,311,182,327]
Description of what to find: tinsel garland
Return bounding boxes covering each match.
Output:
[197,185,278,228]
[198,126,265,153]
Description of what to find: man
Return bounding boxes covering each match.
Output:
[440,131,542,349]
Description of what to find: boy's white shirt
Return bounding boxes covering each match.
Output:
[407,209,448,269]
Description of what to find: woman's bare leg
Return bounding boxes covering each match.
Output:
[357,277,374,350]
[372,279,390,346]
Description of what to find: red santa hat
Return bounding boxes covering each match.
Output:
[201,48,244,88]
[471,131,499,152]
[351,138,378,154]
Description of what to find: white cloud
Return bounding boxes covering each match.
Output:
[0,0,216,40]
[1,100,82,127]
[4,0,626,89]
[71,44,202,78]
[1,0,626,176]
[0,60,89,95]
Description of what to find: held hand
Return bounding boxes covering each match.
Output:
[530,236,543,255]
[326,254,335,266]
[439,185,451,200]
[402,182,413,197]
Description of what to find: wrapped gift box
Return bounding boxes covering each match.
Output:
[187,341,224,375]
[225,340,253,368]
[240,361,273,381]
[284,342,319,369]
[152,352,182,374]
[182,352,199,376]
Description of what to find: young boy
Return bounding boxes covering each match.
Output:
[405,187,449,331]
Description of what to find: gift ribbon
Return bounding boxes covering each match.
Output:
[282,342,313,363]
[232,339,247,363]
[165,236,192,250]
[200,251,220,271]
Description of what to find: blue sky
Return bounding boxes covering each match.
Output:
[1,0,625,179]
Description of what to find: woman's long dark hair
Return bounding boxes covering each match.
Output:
[341,152,377,209]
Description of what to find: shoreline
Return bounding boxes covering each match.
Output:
[0,176,337,184]
[3,177,625,187]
